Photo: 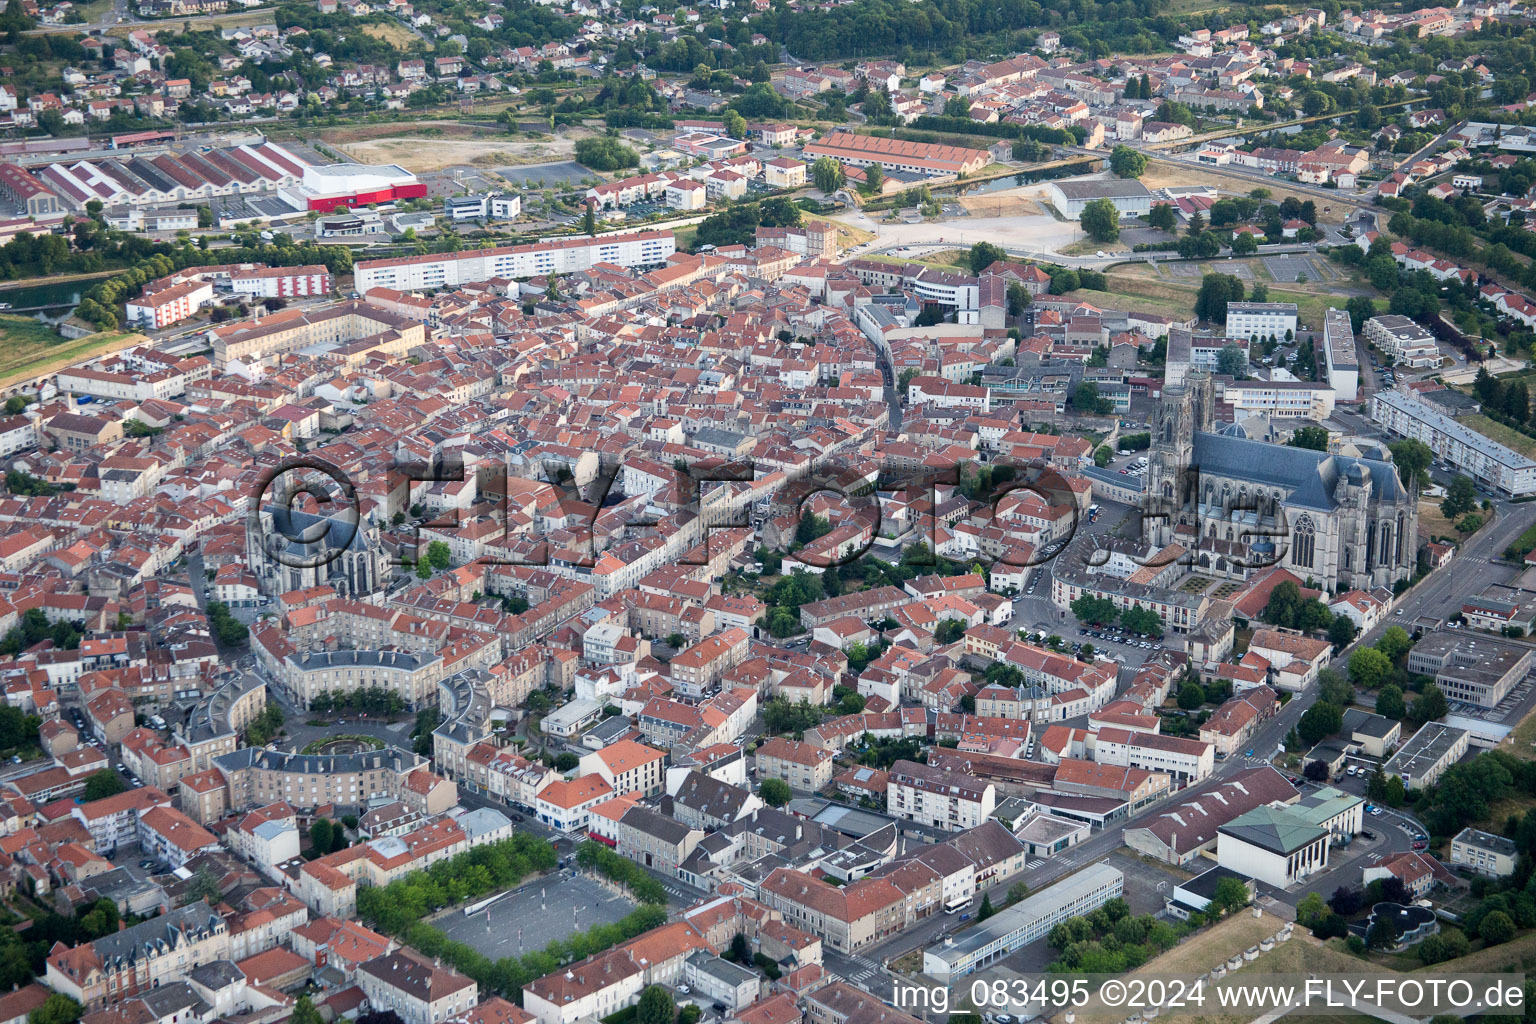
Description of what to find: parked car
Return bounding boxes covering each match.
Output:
[1412,840,1428,850]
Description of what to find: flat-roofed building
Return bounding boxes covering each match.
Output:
[922,863,1123,978]
[1363,314,1441,368]
[1322,308,1359,402]
[1226,302,1298,342]
[1405,630,1535,709]
[1372,388,1536,497]
[1383,721,1469,789]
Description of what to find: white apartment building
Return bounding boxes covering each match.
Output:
[355,230,676,291]
[1372,388,1536,496]
[1092,728,1214,782]
[1226,302,1298,341]
[1363,315,1441,368]
[1219,379,1337,420]
[1322,308,1359,402]
[886,759,997,829]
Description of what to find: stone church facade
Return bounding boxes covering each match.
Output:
[1147,371,1418,591]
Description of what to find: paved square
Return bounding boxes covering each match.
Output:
[1211,260,1254,279]
[1164,262,1202,278]
[435,872,635,958]
[495,161,591,187]
[1264,256,1313,282]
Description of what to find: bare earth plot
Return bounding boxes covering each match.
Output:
[340,136,577,173]
[360,22,416,47]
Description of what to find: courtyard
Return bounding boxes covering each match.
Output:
[433,871,636,959]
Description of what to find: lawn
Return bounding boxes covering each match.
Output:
[1460,413,1536,459]
[361,21,417,47]
[1066,285,1196,321]
[1511,705,1536,761]
[0,318,141,389]
[672,225,699,252]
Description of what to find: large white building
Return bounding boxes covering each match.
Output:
[922,863,1123,978]
[887,759,996,829]
[1371,388,1536,497]
[1363,315,1441,368]
[1322,308,1359,401]
[1045,178,1154,219]
[1092,728,1214,782]
[1219,379,1336,420]
[1226,302,1298,342]
[355,230,676,291]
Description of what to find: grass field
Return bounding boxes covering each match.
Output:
[360,21,416,47]
[1416,497,1462,541]
[1076,279,1202,320]
[1461,413,1536,459]
[0,319,141,388]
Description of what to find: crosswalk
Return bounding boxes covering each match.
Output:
[843,954,883,987]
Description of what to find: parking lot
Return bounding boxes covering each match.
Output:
[495,161,591,187]
[434,872,634,959]
[1262,254,1327,283]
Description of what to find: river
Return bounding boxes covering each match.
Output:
[0,278,84,314]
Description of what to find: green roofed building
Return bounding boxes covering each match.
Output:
[1216,803,1330,889]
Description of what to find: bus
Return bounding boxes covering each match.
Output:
[945,896,974,915]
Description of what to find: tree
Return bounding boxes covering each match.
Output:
[1376,684,1406,720]
[1347,647,1392,689]
[583,202,596,236]
[291,997,324,1024]
[1409,683,1449,726]
[1210,877,1251,917]
[969,241,1006,275]
[722,109,747,140]
[1094,445,1112,468]
[729,932,751,963]
[1481,910,1516,945]
[1441,474,1478,519]
[1195,273,1243,324]
[1007,281,1030,317]
[1080,198,1120,243]
[1389,439,1433,490]
[1297,891,1328,928]
[861,164,884,194]
[1147,203,1177,232]
[1231,231,1258,255]
[1177,681,1206,710]
[1304,759,1331,781]
[1318,669,1354,707]
[1377,625,1413,661]
[1120,606,1163,636]
[638,986,675,1024]
[29,996,82,1024]
[812,157,845,194]
[1287,426,1330,451]
[574,137,639,172]
[426,540,451,571]
[309,818,333,855]
[1007,882,1030,905]
[1216,344,1247,379]
[1071,595,1118,626]
[977,894,996,920]
[1298,701,1343,745]
[1110,144,1147,178]
[1328,615,1358,649]
[82,769,125,802]
[555,752,580,771]
[1187,210,1206,237]
[1073,381,1109,414]
[759,778,792,807]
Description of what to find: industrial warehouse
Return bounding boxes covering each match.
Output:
[0,140,426,216]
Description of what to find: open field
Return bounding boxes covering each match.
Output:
[1461,413,1536,459]
[1141,158,1356,222]
[337,135,578,173]
[0,319,143,389]
[1417,497,1463,541]
[360,21,416,47]
[958,193,1044,217]
[1064,285,1194,320]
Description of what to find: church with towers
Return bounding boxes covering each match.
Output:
[1146,370,1419,592]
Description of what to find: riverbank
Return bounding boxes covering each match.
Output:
[0,318,145,390]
